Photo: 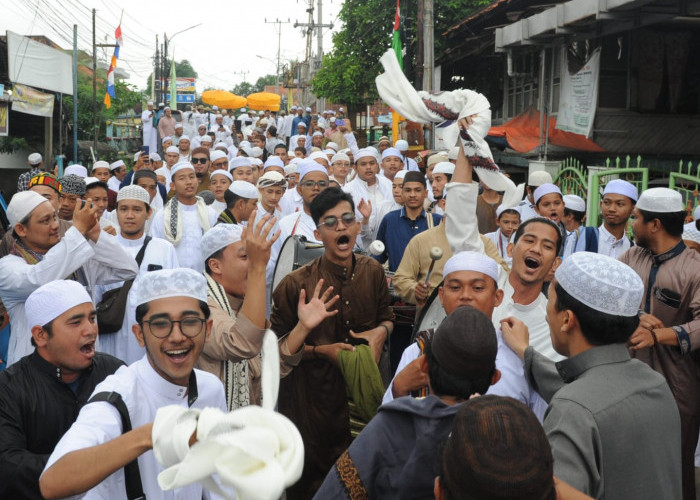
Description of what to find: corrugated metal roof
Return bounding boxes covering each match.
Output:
[593,111,700,155]
[444,0,513,36]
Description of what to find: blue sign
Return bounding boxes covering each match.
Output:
[166,94,195,103]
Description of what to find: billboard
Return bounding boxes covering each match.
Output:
[166,78,196,92]
[166,94,195,103]
[7,31,73,95]
[12,84,54,117]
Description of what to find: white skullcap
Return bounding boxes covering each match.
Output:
[427,152,448,168]
[433,162,455,176]
[92,160,110,171]
[25,280,92,329]
[305,107,312,112]
[291,105,298,110]
[284,163,298,175]
[555,252,643,317]
[165,146,180,154]
[198,123,207,129]
[148,100,154,105]
[339,107,344,112]
[158,102,165,107]
[175,123,183,129]
[331,153,350,164]
[355,148,379,163]
[110,160,125,171]
[528,171,553,187]
[28,152,43,164]
[695,206,700,220]
[312,131,323,138]
[533,183,562,205]
[239,141,251,149]
[250,158,263,167]
[447,147,461,161]
[636,188,684,213]
[179,134,190,141]
[496,204,520,218]
[201,224,244,261]
[135,268,207,307]
[215,143,230,153]
[323,149,336,156]
[212,105,219,110]
[309,151,328,163]
[229,180,259,199]
[258,171,287,189]
[563,194,586,213]
[443,251,499,284]
[264,156,284,169]
[210,169,233,182]
[683,222,700,244]
[230,157,253,171]
[117,184,151,205]
[248,147,263,158]
[84,177,100,187]
[161,136,172,144]
[200,135,213,143]
[326,142,339,152]
[381,147,402,160]
[210,150,227,163]
[603,179,638,202]
[7,191,50,228]
[150,152,162,162]
[330,117,336,124]
[394,170,408,180]
[394,139,409,152]
[64,164,88,178]
[164,106,171,111]
[296,122,307,129]
[171,162,194,177]
[298,160,329,180]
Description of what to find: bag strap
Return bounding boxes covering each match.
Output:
[88,392,146,500]
[135,236,152,268]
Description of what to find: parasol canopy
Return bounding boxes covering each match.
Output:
[246,92,281,111]
[201,90,247,109]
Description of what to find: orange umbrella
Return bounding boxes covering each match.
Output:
[246,91,281,111]
[201,90,247,109]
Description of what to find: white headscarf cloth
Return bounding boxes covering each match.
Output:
[375,48,514,193]
[151,331,304,500]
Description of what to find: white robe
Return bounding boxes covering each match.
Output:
[279,188,304,216]
[43,358,228,500]
[149,203,217,273]
[94,235,179,365]
[141,110,157,154]
[0,227,139,365]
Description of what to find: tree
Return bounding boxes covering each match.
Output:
[232,74,277,96]
[144,59,198,96]
[311,0,490,112]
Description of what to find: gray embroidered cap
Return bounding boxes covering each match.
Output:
[135,268,207,307]
[200,224,243,262]
[555,252,644,317]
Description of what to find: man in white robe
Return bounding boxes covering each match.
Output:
[141,101,157,154]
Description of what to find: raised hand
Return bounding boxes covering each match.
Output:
[297,279,340,333]
[357,198,372,223]
[245,210,281,270]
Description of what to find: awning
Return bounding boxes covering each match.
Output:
[488,107,605,153]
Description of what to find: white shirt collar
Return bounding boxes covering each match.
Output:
[599,224,625,245]
[135,356,196,405]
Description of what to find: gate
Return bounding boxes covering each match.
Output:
[588,156,649,227]
[554,157,587,198]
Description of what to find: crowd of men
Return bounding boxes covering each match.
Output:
[0,105,698,500]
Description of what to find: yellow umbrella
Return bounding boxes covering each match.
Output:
[246,92,281,111]
[201,90,247,109]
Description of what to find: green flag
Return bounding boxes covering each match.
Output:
[392,0,403,70]
[169,58,177,109]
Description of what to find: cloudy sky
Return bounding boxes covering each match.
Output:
[1,0,343,92]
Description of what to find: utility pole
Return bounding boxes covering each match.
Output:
[92,8,117,154]
[422,0,435,149]
[72,24,78,166]
[294,0,333,108]
[265,18,291,95]
[154,35,159,102]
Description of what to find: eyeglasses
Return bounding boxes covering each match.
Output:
[301,180,328,189]
[212,160,229,166]
[191,157,208,164]
[318,212,356,229]
[141,317,206,338]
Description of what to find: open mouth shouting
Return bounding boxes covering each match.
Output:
[163,345,193,364]
[523,256,542,273]
[80,340,96,358]
[336,234,351,252]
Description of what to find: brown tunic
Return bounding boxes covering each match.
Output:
[271,254,394,499]
[476,193,501,234]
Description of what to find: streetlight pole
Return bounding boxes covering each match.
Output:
[162,24,202,107]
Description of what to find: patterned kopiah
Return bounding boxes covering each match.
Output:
[135,268,207,306]
[555,252,644,317]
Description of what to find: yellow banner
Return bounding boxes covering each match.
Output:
[0,101,8,136]
[12,83,54,118]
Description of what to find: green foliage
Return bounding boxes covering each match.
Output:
[232,74,277,96]
[311,0,491,110]
[63,71,142,141]
[0,136,29,154]
[175,59,197,79]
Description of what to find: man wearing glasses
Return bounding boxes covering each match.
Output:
[271,186,394,499]
[40,268,227,500]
